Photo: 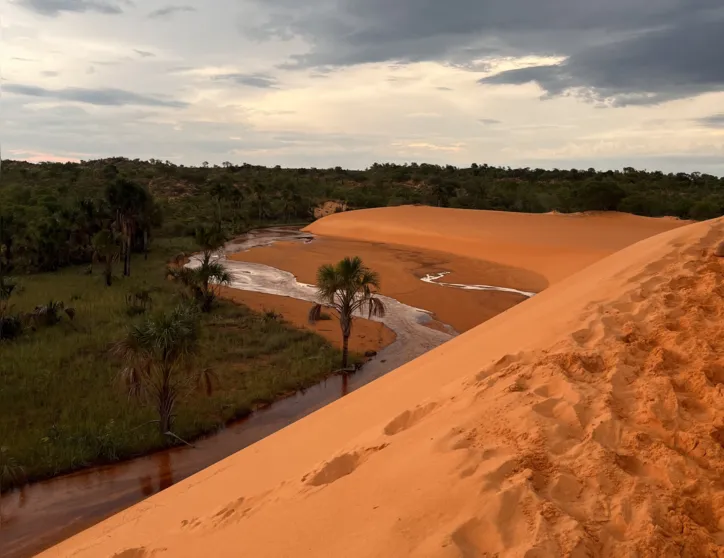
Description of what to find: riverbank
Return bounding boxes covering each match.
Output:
[0,240,355,557]
[218,287,396,356]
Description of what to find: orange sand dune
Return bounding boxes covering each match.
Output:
[305,206,687,283]
[43,214,724,558]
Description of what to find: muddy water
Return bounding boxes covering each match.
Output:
[0,226,536,558]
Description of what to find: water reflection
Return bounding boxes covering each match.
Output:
[157,452,174,491]
[0,367,400,558]
[341,374,349,397]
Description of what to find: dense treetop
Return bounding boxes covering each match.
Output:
[1,157,722,273]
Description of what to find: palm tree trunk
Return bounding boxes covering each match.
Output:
[125,240,131,276]
[125,220,132,277]
[105,258,112,286]
[158,387,174,436]
[143,229,148,261]
[342,333,350,369]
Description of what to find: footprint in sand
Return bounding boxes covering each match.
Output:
[212,496,250,526]
[112,549,165,558]
[303,444,389,487]
[383,402,439,436]
[112,550,147,558]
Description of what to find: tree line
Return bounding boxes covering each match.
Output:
[2,158,723,274]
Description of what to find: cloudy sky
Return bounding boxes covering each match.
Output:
[2,0,723,173]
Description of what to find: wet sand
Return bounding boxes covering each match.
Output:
[218,287,396,355]
[229,237,539,333]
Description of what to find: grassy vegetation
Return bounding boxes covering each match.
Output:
[0,239,343,490]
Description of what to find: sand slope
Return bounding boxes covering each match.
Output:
[305,206,687,283]
[43,215,724,558]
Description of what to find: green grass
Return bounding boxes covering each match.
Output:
[0,239,342,490]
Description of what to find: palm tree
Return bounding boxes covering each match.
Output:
[194,223,228,257]
[207,178,233,226]
[169,254,232,312]
[280,185,302,222]
[92,230,121,286]
[0,446,24,497]
[228,186,245,228]
[113,304,214,436]
[250,181,268,222]
[308,257,386,369]
[168,225,232,312]
[0,274,16,321]
[105,178,150,277]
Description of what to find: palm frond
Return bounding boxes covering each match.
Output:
[359,268,381,291]
[316,264,340,301]
[196,368,218,396]
[338,256,364,282]
[367,296,386,319]
[205,262,233,285]
[169,266,198,287]
[119,365,145,398]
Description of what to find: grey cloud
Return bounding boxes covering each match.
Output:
[134,49,155,58]
[17,0,130,16]
[246,0,723,105]
[478,118,500,125]
[436,86,453,91]
[148,5,195,19]
[480,16,724,106]
[696,114,724,128]
[213,73,278,89]
[4,83,187,108]
[12,57,37,62]
[41,70,59,77]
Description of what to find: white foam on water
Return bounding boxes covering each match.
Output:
[186,255,456,376]
[421,271,536,298]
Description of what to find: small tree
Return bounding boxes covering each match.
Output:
[92,230,121,287]
[0,275,21,341]
[0,446,24,498]
[113,304,215,436]
[308,257,386,369]
[0,275,16,321]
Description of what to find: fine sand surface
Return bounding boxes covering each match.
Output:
[218,286,396,355]
[305,206,687,283]
[42,213,724,557]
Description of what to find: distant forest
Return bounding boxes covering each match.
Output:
[1,158,723,273]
